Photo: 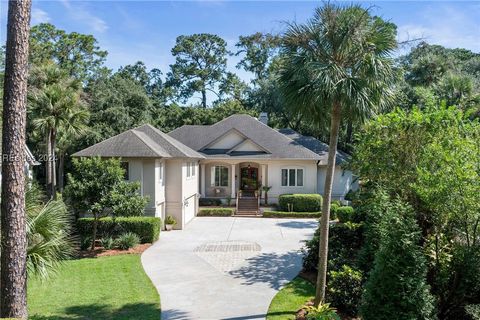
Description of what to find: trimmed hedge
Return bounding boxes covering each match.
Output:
[278,194,323,212]
[77,217,161,243]
[197,208,234,216]
[330,203,340,220]
[199,198,222,206]
[336,206,355,223]
[263,211,321,218]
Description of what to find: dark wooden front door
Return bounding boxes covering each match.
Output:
[241,167,258,192]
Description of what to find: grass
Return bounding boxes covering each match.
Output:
[28,254,160,320]
[267,277,315,320]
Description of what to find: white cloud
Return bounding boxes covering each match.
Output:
[60,0,108,33]
[31,8,50,25]
[396,4,480,53]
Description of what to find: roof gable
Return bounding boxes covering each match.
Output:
[168,114,321,160]
[73,124,204,159]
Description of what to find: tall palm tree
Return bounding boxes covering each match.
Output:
[280,4,397,305]
[1,0,31,317]
[28,62,89,198]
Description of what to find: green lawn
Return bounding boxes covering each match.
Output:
[28,254,160,320]
[267,277,315,320]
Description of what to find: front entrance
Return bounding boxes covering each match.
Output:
[240,166,259,193]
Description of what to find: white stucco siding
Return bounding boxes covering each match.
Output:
[154,159,166,219]
[317,166,358,200]
[165,159,183,229]
[267,160,317,204]
[142,160,156,215]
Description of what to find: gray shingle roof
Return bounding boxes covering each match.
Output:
[277,128,350,165]
[73,124,205,159]
[168,114,322,160]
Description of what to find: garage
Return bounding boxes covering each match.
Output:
[184,195,196,224]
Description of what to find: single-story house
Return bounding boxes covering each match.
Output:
[73,114,358,229]
[0,144,40,182]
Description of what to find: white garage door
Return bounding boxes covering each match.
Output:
[184,197,196,224]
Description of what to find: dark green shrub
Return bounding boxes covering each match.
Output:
[330,203,340,220]
[197,208,234,216]
[77,217,161,243]
[80,236,92,251]
[199,198,222,206]
[327,265,363,316]
[101,236,115,250]
[279,194,322,212]
[302,221,363,272]
[360,199,435,320]
[116,232,140,250]
[336,206,354,223]
[263,211,321,218]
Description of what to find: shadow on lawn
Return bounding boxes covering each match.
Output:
[228,250,303,290]
[29,302,160,320]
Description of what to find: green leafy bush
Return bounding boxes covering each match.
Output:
[303,221,363,272]
[360,199,435,320]
[80,236,92,251]
[327,265,363,316]
[279,194,322,212]
[263,211,321,218]
[101,236,115,250]
[115,232,140,250]
[199,198,222,206]
[77,217,161,243]
[466,305,480,320]
[303,303,340,320]
[197,208,234,216]
[336,206,354,223]
[106,182,149,217]
[330,203,340,220]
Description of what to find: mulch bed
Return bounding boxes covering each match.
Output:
[78,243,151,258]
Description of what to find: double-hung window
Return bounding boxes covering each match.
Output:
[187,162,196,179]
[281,168,304,187]
[212,166,228,187]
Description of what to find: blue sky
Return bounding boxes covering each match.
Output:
[1,0,480,84]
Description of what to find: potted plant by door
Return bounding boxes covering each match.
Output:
[165,215,177,231]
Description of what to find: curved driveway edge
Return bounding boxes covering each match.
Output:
[141,217,317,320]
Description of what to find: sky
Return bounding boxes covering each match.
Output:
[1,0,480,86]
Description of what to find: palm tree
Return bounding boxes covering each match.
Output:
[26,183,75,279]
[1,0,31,317]
[280,4,397,305]
[28,62,89,198]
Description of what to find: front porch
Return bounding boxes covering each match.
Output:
[199,160,268,200]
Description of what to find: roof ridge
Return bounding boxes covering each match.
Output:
[131,129,170,157]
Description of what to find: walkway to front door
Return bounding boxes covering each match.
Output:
[141,217,317,320]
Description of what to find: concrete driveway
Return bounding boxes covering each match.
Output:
[141,217,317,320]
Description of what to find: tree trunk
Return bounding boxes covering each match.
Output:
[0,0,31,318]
[201,89,207,108]
[91,212,98,251]
[50,129,57,199]
[314,101,342,306]
[57,152,65,192]
[46,129,52,198]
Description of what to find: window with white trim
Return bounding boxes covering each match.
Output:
[191,162,196,177]
[211,166,228,187]
[186,162,191,178]
[281,168,304,187]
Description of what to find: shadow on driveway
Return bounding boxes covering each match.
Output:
[228,250,303,290]
[276,220,318,229]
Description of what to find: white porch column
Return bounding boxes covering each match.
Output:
[231,164,236,198]
[261,164,266,187]
[200,164,206,197]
